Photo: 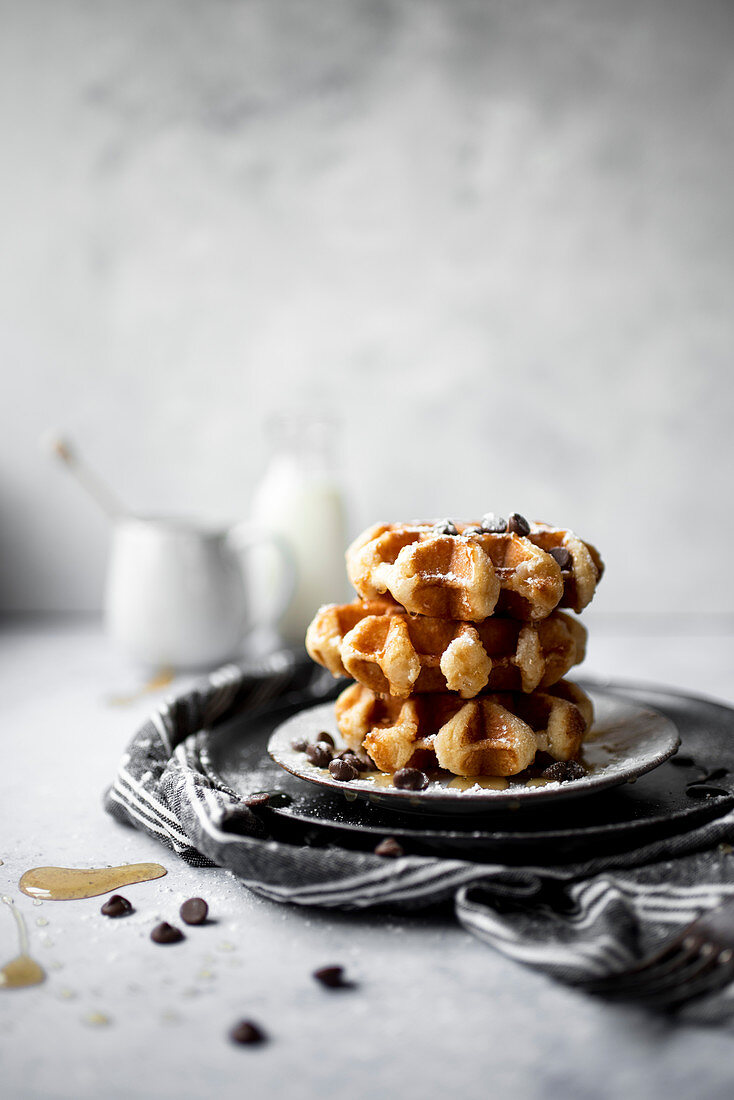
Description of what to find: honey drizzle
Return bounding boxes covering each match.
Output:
[0,896,45,989]
[19,863,167,901]
[447,776,510,791]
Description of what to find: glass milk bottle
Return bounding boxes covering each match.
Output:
[250,414,350,647]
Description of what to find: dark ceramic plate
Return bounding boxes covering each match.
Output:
[207,681,734,864]
[266,689,679,814]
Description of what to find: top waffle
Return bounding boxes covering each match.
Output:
[346,518,603,622]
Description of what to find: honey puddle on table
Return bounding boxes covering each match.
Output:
[19,863,167,901]
[0,896,45,989]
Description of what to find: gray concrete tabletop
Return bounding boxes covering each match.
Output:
[3,614,734,1100]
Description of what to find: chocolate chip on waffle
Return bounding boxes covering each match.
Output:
[307,601,586,698]
[334,680,593,777]
[346,521,603,622]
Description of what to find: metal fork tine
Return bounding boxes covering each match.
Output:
[645,956,734,1012]
[582,941,695,997]
[612,951,721,1003]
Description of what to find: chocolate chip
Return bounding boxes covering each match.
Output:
[670,755,697,768]
[374,837,404,858]
[219,804,269,838]
[507,513,530,536]
[393,767,429,791]
[151,921,184,944]
[462,526,483,535]
[340,751,369,772]
[328,758,358,782]
[313,965,349,988]
[549,546,572,571]
[180,897,208,925]
[229,1020,266,1045]
[306,742,333,767]
[244,793,271,808]
[481,513,507,533]
[316,731,335,748]
[542,760,587,782]
[100,894,133,918]
[434,520,458,535]
[291,737,309,752]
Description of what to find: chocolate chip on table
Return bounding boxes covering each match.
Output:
[313,965,350,989]
[229,1020,266,1045]
[393,767,429,791]
[151,921,184,944]
[549,546,572,571]
[507,513,530,536]
[180,897,208,925]
[480,513,507,533]
[306,742,333,767]
[434,520,458,535]
[329,758,359,782]
[100,894,133,918]
[291,737,309,753]
[542,760,586,782]
[244,793,271,808]
[316,731,335,748]
[374,837,404,858]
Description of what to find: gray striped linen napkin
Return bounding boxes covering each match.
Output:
[104,652,734,1022]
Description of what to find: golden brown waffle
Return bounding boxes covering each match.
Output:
[346,520,603,622]
[334,680,593,777]
[304,597,401,679]
[307,600,586,698]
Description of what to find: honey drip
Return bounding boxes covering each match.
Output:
[448,776,509,791]
[19,863,167,901]
[1,896,45,989]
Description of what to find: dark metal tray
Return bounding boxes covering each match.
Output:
[208,680,734,864]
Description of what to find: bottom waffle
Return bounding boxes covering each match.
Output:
[334,680,593,778]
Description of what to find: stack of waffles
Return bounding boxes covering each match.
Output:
[305,514,604,789]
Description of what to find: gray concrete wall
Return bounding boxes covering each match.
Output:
[2,0,733,613]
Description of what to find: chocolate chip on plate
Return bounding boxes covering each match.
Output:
[507,513,530,536]
[549,546,572,571]
[291,737,309,753]
[393,767,429,791]
[315,731,335,748]
[542,760,586,782]
[229,1020,266,1045]
[481,513,507,533]
[345,753,369,772]
[374,837,404,858]
[151,921,184,944]
[334,748,367,770]
[328,758,358,782]
[434,520,458,535]
[306,742,333,767]
[313,965,349,989]
[180,897,208,925]
[100,894,133,918]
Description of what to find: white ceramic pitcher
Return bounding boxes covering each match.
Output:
[105,515,294,668]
